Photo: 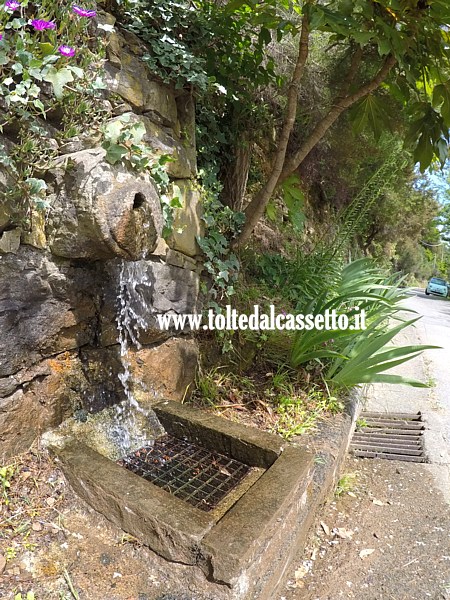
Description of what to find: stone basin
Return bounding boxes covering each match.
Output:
[46,400,315,599]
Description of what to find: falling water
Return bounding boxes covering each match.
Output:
[111,259,163,456]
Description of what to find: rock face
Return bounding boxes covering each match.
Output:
[127,338,200,405]
[47,149,163,260]
[0,22,204,459]
[0,247,99,378]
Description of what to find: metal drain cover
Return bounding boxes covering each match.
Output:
[118,434,254,512]
[351,412,426,463]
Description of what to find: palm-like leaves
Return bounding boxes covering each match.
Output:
[290,258,438,388]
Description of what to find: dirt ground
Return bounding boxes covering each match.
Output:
[0,445,219,600]
[281,456,450,600]
[3,447,450,599]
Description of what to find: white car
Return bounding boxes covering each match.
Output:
[425,277,448,297]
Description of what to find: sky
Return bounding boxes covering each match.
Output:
[417,165,449,205]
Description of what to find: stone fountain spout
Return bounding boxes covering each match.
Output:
[47,148,163,261]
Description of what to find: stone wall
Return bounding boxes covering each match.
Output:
[0,18,203,459]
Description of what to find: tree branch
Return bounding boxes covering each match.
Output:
[234,5,312,247]
[278,54,397,184]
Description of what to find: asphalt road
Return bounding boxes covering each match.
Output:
[282,289,450,600]
[388,289,450,498]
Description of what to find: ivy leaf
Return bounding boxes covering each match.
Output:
[43,67,74,100]
[102,119,123,144]
[104,143,129,164]
[33,98,45,115]
[129,121,146,145]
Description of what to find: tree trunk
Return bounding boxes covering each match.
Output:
[235,52,397,247]
[232,6,312,247]
[220,137,251,211]
[278,54,397,185]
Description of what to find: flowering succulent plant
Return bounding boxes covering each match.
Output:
[4,1,20,11]
[0,0,106,227]
[72,4,96,18]
[30,19,56,30]
[58,44,75,57]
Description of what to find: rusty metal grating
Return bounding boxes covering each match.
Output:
[351,412,427,463]
[117,434,253,512]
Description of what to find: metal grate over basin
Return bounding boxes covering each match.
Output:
[351,412,427,463]
[118,434,254,512]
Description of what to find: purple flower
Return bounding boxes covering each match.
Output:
[30,19,56,30]
[58,45,75,57]
[5,1,20,10]
[0,34,3,40]
[72,4,96,18]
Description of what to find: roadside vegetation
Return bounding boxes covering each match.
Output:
[2,0,450,437]
[110,0,450,436]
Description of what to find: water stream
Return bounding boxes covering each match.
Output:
[111,259,163,456]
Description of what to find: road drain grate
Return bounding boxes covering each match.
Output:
[117,434,253,511]
[351,412,427,463]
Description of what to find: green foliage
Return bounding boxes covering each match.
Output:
[14,593,35,600]
[101,115,184,238]
[121,0,292,95]
[120,0,293,216]
[0,0,107,227]
[274,388,343,439]
[102,114,155,171]
[197,191,245,304]
[335,472,357,497]
[153,163,183,239]
[280,174,305,231]
[0,464,15,506]
[306,0,450,170]
[254,145,404,308]
[290,258,438,388]
[351,95,390,141]
[121,0,209,90]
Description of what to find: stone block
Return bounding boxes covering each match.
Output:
[116,113,196,179]
[154,400,284,468]
[104,61,178,128]
[142,117,196,179]
[21,210,47,249]
[49,401,316,600]
[168,180,204,257]
[0,247,99,378]
[55,441,215,564]
[127,338,199,404]
[0,351,86,460]
[47,148,163,260]
[99,259,201,347]
[201,446,313,587]
[78,347,126,413]
[0,228,21,254]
